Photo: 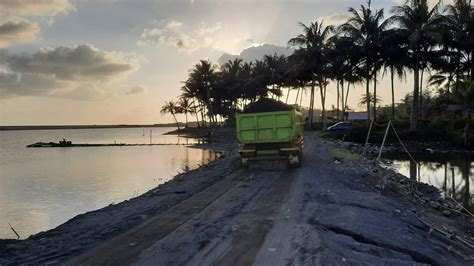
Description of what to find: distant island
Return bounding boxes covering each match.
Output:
[0,123,188,131]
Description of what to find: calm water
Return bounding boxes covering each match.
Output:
[383,153,473,213]
[0,127,219,239]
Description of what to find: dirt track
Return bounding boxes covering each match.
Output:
[1,131,473,265]
[73,134,473,265]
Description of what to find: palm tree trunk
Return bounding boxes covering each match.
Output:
[171,112,180,130]
[285,87,291,103]
[300,86,304,106]
[310,78,316,126]
[420,68,424,118]
[192,99,200,127]
[185,112,188,128]
[200,108,206,127]
[336,80,340,120]
[366,76,371,124]
[345,82,350,120]
[320,81,327,130]
[410,57,420,131]
[295,87,300,105]
[391,66,395,118]
[464,110,471,146]
[341,79,345,121]
[373,74,377,122]
[206,88,214,126]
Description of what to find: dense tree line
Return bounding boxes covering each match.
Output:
[162,0,473,144]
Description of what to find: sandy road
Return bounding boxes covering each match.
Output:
[69,133,472,265]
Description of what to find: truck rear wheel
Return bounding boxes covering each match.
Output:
[288,153,302,168]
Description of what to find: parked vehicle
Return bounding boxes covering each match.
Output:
[326,122,355,134]
[236,100,304,167]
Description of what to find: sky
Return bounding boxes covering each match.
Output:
[0,0,454,125]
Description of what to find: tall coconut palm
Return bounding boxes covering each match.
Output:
[181,84,202,127]
[161,101,180,129]
[250,59,272,100]
[340,1,390,123]
[184,60,217,125]
[288,21,333,129]
[392,0,444,130]
[264,54,287,99]
[445,0,474,80]
[381,28,408,118]
[221,58,244,110]
[177,97,193,127]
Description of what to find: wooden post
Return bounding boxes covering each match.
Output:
[362,119,374,158]
[377,121,391,161]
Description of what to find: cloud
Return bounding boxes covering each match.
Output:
[165,20,184,29]
[2,44,136,81]
[0,68,62,97]
[0,17,40,48]
[218,43,293,65]
[0,0,73,17]
[138,20,222,53]
[196,22,222,36]
[125,86,145,95]
[0,44,137,99]
[317,13,349,26]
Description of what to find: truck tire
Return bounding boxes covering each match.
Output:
[240,158,249,168]
[288,153,302,168]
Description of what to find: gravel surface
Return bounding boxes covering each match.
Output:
[1,129,473,265]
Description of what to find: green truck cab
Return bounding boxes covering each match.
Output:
[236,103,304,167]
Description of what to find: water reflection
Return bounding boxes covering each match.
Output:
[384,153,473,213]
[0,128,220,239]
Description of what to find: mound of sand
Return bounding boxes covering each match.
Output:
[243,99,293,113]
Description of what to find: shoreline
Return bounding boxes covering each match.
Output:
[1,128,473,264]
[0,124,179,132]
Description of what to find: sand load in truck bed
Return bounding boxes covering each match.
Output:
[243,99,293,113]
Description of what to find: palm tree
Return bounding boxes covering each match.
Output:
[392,0,444,130]
[340,1,390,123]
[445,0,474,80]
[220,58,244,113]
[181,84,201,127]
[184,60,217,125]
[250,59,272,100]
[264,54,287,99]
[381,28,407,118]
[288,21,333,129]
[358,92,383,109]
[177,97,193,127]
[452,79,474,146]
[161,101,180,129]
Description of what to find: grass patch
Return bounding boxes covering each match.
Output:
[330,148,360,161]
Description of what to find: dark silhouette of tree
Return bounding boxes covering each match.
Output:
[381,28,408,118]
[452,80,474,145]
[340,1,390,123]
[392,0,444,130]
[288,21,334,129]
[160,101,180,129]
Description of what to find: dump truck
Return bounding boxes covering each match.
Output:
[236,99,304,167]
